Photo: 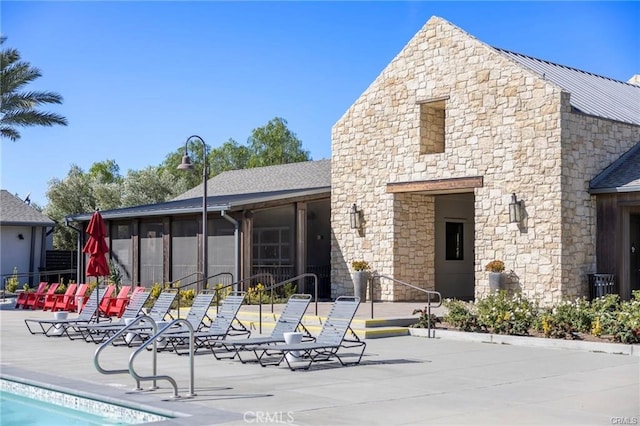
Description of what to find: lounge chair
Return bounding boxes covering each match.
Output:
[15,282,47,309]
[77,288,150,344]
[95,289,179,347]
[43,284,77,311]
[96,285,116,316]
[158,291,247,354]
[24,287,108,338]
[212,293,313,362]
[24,283,59,310]
[253,296,366,371]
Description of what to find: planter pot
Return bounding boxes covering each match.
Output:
[351,271,369,301]
[488,272,505,293]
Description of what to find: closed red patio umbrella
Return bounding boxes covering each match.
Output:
[83,210,109,322]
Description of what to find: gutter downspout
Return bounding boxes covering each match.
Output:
[65,218,84,285]
[221,210,240,290]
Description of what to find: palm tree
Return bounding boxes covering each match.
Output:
[0,37,67,141]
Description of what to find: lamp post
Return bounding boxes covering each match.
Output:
[178,135,208,291]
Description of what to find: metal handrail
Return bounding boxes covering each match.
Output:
[129,318,196,399]
[233,273,276,292]
[2,269,77,289]
[255,273,318,333]
[172,272,233,317]
[94,315,159,392]
[371,274,442,338]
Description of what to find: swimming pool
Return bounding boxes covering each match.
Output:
[0,378,171,425]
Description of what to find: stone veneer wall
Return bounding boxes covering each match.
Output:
[331,16,640,305]
[560,105,640,301]
[390,192,434,301]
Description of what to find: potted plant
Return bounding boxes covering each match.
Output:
[485,260,506,292]
[351,260,371,301]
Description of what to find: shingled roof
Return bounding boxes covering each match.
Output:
[66,160,330,222]
[590,142,640,194]
[173,159,331,201]
[496,48,640,126]
[0,190,55,226]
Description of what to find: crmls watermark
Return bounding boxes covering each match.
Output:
[611,417,639,425]
[243,411,295,424]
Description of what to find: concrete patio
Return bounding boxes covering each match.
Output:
[1,303,638,425]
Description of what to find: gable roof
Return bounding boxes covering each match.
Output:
[589,142,640,194]
[496,48,640,126]
[173,159,331,201]
[0,190,55,226]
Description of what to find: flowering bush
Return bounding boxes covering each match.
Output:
[352,260,371,271]
[476,291,537,335]
[433,291,640,344]
[442,299,485,332]
[484,260,505,273]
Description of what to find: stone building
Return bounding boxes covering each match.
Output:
[330,16,640,305]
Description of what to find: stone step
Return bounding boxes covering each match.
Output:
[234,310,414,339]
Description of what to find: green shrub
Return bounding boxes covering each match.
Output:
[281,282,298,300]
[535,298,592,339]
[180,289,196,307]
[410,306,440,329]
[476,291,537,335]
[5,268,19,293]
[607,291,640,344]
[442,299,485,332]
[55,284,66,294]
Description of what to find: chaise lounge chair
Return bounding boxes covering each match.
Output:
[159,291,249,355]
[94,289,179,347]
[212,293,313,362]
[24,287,108,338]
[77,288,150,344]
[252,296,366,371]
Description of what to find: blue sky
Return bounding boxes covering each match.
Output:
[1,1,638,206]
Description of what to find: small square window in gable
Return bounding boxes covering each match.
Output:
[419,98,447,154]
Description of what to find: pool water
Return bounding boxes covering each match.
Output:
[1,390,127,425]
[0,379,171,425]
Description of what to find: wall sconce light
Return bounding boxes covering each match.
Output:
[17,233,24,240]
[349,203,362,230]
[509,193,524,223]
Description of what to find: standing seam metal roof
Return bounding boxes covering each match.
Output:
[496,48,640,126]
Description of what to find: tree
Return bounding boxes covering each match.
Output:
[121,166,190,207]
[209,138,251,176]
[159,138,211,189]
[45,163,123,250]
[0,38,67,141]
[247,117,310,167]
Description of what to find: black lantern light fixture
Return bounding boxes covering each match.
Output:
[178,135,208,291]
[349,203,361,230]
[509,193,524,224]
